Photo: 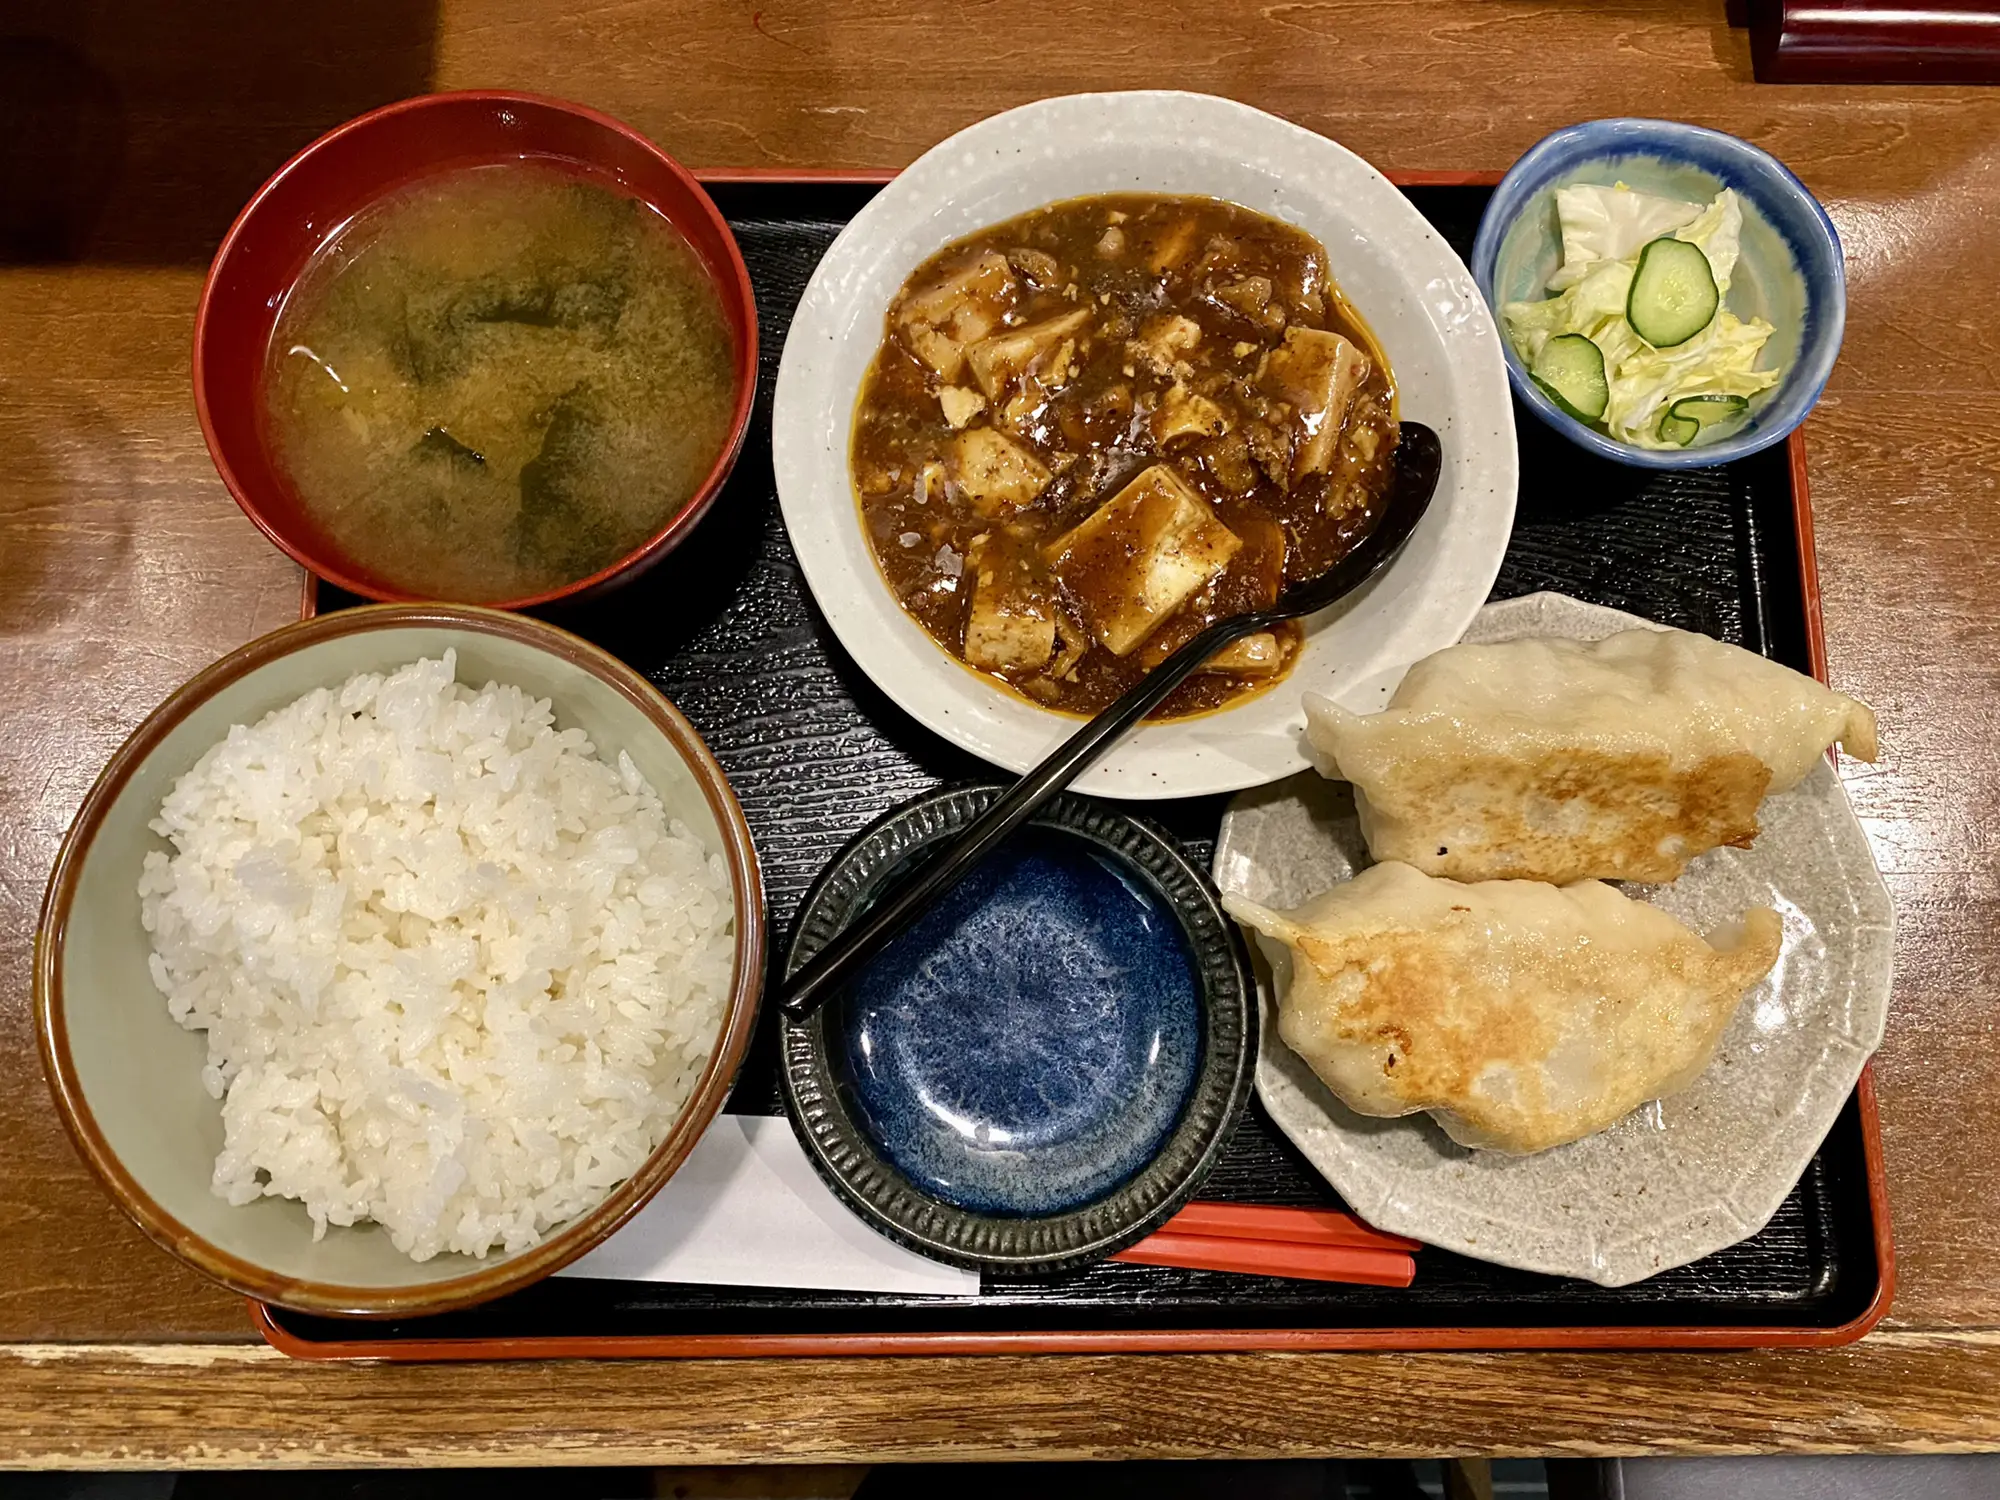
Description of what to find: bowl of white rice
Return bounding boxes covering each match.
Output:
[36,605,763,1317]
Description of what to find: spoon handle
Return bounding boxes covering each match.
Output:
[778,610,1265,1020]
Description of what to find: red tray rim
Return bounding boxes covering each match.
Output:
[264,167,1893,1360]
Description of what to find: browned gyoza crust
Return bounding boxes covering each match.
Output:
[1307,626,1878,886]
[1229,864,1785,1154]
[1355,746,1773,884]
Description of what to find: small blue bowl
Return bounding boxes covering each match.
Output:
[780,785,1256,1274]
[1471,118,1845,469]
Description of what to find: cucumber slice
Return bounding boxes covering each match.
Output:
[1669,394,1749,432]
[1627,237,1719,347]
[1530,334,1609,422]
[1657,394,1750,448]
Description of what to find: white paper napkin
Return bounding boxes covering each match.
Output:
[558,1113,981,1297]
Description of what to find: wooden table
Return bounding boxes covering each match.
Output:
[3,0,1997,1468]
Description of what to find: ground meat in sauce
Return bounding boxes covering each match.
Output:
[851,193,1398,720]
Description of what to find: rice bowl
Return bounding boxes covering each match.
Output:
[140,653,734,1262]
[37,606,763,1317]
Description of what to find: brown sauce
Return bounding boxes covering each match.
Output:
[851,193,1398,720]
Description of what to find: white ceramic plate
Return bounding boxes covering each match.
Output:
[1212,593,1894,1285]
[772,91,1518,799]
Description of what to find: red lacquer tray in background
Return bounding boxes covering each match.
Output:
[253,169,1892,1360]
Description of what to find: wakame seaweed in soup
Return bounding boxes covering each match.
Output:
[261,162,735,602]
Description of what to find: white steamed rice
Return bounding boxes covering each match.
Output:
[138,652,733,1261]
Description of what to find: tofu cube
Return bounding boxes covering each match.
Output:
[1145,218,1199,274]
[1152,383,1231,445]
[1214,275,1274,319]
[1261,327,1369,479]
[938,386,987,428]
[1197,632,1284,676]
[896,251,1016,381]
[964,308,1091,399]
[963,536,1055,673]
[1129,313,1202,376]
[1043,464,1242,657]
[950,427,1051,517]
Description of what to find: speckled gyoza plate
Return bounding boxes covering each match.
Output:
[1212,592,1893,1287]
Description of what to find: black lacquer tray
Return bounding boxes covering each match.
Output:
[256,175,1891,1359]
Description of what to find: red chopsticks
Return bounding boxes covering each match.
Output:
[1163,1201,1422,1250]
[1112,1202,1419,1286]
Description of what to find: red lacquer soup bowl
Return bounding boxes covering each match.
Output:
[193,90,759,609]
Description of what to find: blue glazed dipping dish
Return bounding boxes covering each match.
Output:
[780,785,1256,1274]
[1471,118,1845,470]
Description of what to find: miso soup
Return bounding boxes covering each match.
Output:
[261,162,737,602]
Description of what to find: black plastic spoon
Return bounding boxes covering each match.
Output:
[779,420,1445,1022]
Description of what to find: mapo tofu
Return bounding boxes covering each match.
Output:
[851,194,1398,719]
